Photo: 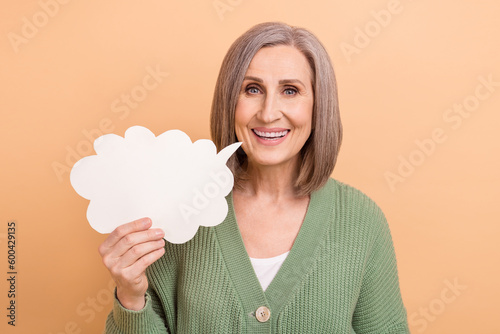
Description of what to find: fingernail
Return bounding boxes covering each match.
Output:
[155,229,164,236]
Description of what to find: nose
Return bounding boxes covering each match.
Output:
[257,91,283,124]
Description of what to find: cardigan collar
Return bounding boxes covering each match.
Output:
[214,180,335,328]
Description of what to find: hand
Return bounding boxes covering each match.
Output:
[98,218,165,311]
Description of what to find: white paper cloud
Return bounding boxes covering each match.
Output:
[70,125,241,244]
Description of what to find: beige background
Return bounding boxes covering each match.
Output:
[1,0,499,333]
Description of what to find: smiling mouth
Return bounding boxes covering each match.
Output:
[252,129,290,140]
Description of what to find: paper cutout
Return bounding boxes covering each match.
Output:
[70,125,241,244]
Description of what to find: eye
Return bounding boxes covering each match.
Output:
[245,85,261,94]
[283,86,298,95]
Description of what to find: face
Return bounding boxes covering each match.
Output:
[234,45,314,170]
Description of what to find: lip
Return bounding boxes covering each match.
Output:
[251,128,290,146]
[252,127,289,132]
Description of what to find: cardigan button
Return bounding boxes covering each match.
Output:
[255,306,270,322]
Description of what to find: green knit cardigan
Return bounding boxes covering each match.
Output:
[104,178,410,333]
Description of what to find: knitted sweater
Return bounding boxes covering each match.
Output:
[104,178,410,333]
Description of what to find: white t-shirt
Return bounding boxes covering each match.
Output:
[249,251,290,291]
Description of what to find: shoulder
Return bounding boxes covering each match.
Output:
[323,178,386,218]
[320,178,390,242]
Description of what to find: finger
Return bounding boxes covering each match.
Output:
[99,218,152,254]
[119,238,165,268]
[111,227,165,259]
[124,246,166,278]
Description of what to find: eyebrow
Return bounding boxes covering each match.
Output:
[243,76,306,87]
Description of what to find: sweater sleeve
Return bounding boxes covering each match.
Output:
[351,210,410,334]
[103,287,170,334]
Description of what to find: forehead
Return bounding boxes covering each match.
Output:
[245,45,312,83]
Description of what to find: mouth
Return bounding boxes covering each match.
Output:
[252,129,290,140]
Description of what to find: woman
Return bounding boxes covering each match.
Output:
[100,22,410,333]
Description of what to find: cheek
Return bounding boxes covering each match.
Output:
[234,108,244,131]
[234,103,251,139]
[234,100,254,128]
[287,101,313,130]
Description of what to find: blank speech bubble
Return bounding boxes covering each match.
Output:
[70,125,241,244]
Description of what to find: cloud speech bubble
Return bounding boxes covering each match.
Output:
[70,125,241,244]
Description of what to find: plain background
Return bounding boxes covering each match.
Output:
[1,0,499,333]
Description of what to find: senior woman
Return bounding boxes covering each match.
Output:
[100,22,410,333]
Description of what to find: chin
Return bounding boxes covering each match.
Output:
[248,154,296,168]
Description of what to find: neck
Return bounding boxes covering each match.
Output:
[238,157,302,201]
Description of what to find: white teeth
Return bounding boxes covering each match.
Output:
[254,130,288,138]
